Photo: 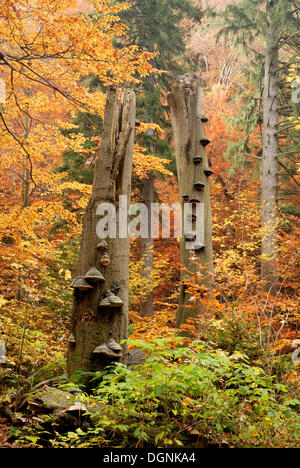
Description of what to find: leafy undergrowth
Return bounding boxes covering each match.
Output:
[15,337,299,449]
[0,423,23,448]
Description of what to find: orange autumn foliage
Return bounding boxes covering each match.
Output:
[0,0,298,386]
[0,0,154,368]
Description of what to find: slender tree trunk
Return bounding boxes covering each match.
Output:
[261,11,279,292]
[22,168,30,208]
[168,74,214,328]
[139,174,154,317]
[22,97,31,208]
[17,100,30,301]
[138,15,157,318]
[67,87,136,378]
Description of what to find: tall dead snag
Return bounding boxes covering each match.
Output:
[67,86,136,378]
[168,74,214,328]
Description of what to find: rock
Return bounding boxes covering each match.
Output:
[28,386,75,413]
[127,349,146,368]
[27,385,105,419]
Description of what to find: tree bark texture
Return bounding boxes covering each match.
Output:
[168,74,214,328]
[261,13,279,292]
[67,86,136,378]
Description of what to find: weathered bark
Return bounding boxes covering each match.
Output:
[139,174,154,317]
[168,74,214,328]
[67,86,136,378]
[261,12,279,292]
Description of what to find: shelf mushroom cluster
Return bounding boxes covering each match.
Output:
[99,290,124,308]
[97,240,111,267]
[93,338,123,358]
[70,239,113,294]
[182,115,214,253]
[69,239,124,348]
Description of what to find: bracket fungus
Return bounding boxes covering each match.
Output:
[107,338,122,352]
[93,343,122,358]
[99,297,111,307]
[194,181,205,191]
[182,193,190,202]
[100,253,111,267]
[99,290,124,308]
[97,240,108,251]
[193,243,205,253]
[193,156,203,165]
[204,168,214,177]
[189,198,201,204]
[71,276,93,291]
[84,267,105,282]
[185,233,197,242]
[109,295,124,307]
[200,138,211,148]
[68,332,76,344]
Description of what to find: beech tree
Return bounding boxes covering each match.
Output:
[67,87,136,377]
[168,74,214,328]
[118,0,202,317]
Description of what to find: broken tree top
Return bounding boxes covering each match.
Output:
[175,73,201,90]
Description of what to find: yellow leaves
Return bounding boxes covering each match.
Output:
[133,120,172,179]
[133,145,172,179]
[59,269,72,281]
[128,308,177,344]
[0,0,155,176]
[0,394,11,405]
[182,397,193,406]
[249,427,260,438]
[0,298,69,370]
[0,295,7,309]
[287,60,300,82]
[130,248,172,303]
[135,123,163,135]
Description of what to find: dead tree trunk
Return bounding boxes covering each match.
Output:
[67,86,136,378]
[168,74,214,328]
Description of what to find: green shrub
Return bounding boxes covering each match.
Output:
[51,338,299,448]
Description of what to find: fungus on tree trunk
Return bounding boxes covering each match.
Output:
[67,86,136,378]
[168,74,214,329]
[193,156,203,165]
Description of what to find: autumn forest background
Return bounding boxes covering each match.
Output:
[0,0,299,449]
